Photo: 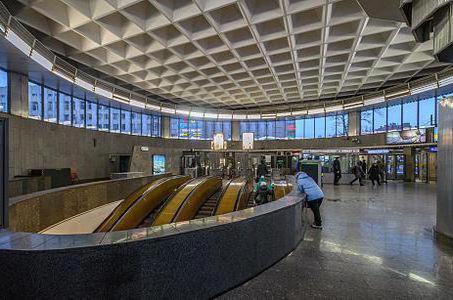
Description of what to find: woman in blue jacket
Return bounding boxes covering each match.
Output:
[296,172,325,229]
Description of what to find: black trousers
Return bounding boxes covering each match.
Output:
[371,177,381,186]
[307,198,323,226]
[334,172,341,185]
[350,175,363,185]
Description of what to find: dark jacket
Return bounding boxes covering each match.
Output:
[368,165,380,180]
[333,159,341,173]
[257,163,268,178]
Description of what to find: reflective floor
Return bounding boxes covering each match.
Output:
[221,183,453,299]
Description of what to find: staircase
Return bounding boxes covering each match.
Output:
[194,191,221,219]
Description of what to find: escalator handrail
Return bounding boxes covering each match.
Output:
[212,179,233,216]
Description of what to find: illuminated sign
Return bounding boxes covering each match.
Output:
[242,132,254,150]
[212,133,226,150]
[366,149,390,154]
[386,129,426,144]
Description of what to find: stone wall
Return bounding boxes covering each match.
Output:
[8,173,169,232]
[2,112,210,180]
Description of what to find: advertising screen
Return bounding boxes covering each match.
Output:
[242,132,254,150]
[153,155,166,175]
[386,129,426,144]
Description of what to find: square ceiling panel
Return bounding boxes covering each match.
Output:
[9,0,445,110]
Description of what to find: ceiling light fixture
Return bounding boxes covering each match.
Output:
[247,114,261,120]
[343,101,364,110]
[218,113,232,120]
[190,111,204,118]
[385,89,410,100]
[439,76,453,87]
[161,107,176,114]
[204,112,218,119]
[75,77,94,92]
[129,100,145,109]
[292,110,308,116]
[276,112,292,117]
[325,105,344,113]
[307,108,325,115]
[95,86,113,99]
[232,114,247,120]
[175,109,189,115]
[146,104,161,111]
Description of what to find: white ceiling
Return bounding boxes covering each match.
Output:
[5,0,450,110]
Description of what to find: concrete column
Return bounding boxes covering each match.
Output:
[436,97,453,239]
[348,111,360,136]
[162,115,170,138]
[9,72,28,117]
[403,147,415,182]
[232,120,240,141]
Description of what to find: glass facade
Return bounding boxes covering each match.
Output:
[239,114,348,140]
[110,108,120,133]
[43,87,57,122]
[120,110,131,134]
[360,91,441,134]
[170,117,232,140]
[0,69,7,112]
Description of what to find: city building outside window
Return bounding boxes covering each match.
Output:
[28,81,42,120]
[0,69,8,113]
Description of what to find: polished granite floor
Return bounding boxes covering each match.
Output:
[221,183,453,299]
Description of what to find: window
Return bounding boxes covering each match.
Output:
[86,101,97,130]
[0,69,8,112]
[387,102,401,131]
[361,109,373,134]
[121,109,131,134]
[287,119,295,139]
[142,114,151,136]
[42,87,57,123]
[314,116,325,138]
[28,82,42,119]
[402,100,418,129]
[152,115,161,137]
[305,118,315,139]
[257,121,266,140]
[110,107,120,132]
[275,120,286,139]
[326,115,336,138]
[295,118,304,139]
[179,117,189,138]
[170,118,179,138]
[373,107,386,133]
[131,111,141,135]
[98,104,109,131]
[205,120,215,140]
[73,98,85,128]
[419,96,435,128]
[58,93,72,125]
[336,114,348,137]
[222,121,231,140]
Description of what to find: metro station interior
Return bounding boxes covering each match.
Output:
[0,0,453,298]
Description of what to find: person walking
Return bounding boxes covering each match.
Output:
[350,161,365,186]
[361,159,367,179]
[296,171,325,229]
[368,162,381,186]
[333,157,342,185]
[377,159,387,184]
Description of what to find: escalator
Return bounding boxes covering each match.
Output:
[95,175,190,232]
[213,177,251,216]
[151,176,222,226]
[194,180,230,219]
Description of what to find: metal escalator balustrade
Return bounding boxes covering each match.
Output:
[152,176,222,226]
[95,175,190,232]
[194,179,231,219]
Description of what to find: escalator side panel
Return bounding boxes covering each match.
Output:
[109,176,190,231]
[235,180,252,210]
[214,178,249,215]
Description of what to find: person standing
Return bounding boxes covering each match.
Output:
[333,157,342,185]
[296,171,325,229]
[350,161,365,186]
[256,158,268,182]
[368,162,381,186]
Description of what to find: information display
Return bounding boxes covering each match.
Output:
[242,132,254,150]
[153,155,166,175]
[212,133,226,150]
[386,129,426,144]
